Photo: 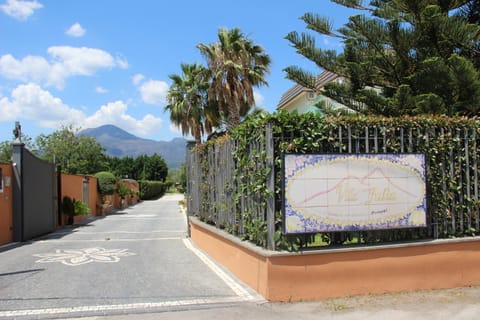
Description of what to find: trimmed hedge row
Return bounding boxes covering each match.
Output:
[139,180,167,200]
[94,171,116,195]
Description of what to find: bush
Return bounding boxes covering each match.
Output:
[116,180,129,199]
[73,200,90,216]
[139,180,167,200]
[94,171,116,195]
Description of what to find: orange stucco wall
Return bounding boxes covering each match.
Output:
[189,217,480,301]
[100,180,140,214]
[190,218,269,297]
[0,163,13,245]
[61,173,98,224]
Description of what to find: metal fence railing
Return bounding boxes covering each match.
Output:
[186,122,480,250]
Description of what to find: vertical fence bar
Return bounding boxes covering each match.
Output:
[195,152,201,219]
[383,127,387,153]
[353,129,361,153]
[338,126,343,153]
[216,144,223,227]
[456,129,464,234]
[465,129,472,231]
[238,144,245,236]
[408,128,413,153]
[266,123,275,251]
[348,125,352,153]
[440,128,448,236]
[374,127,378,153]
[230,141,237,231]
[424,128,432,236]
[209,145,216,225]
[473,130,479,232]
[450,128,456,235]
[365,126,369,153]
[400,128,404,153]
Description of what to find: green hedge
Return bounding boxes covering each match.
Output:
[94,171,116,195]
[139,180,167,200]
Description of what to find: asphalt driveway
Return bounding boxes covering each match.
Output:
[0,194,259,319]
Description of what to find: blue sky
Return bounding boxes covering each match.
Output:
[0,0,355,142]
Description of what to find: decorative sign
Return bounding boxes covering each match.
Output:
[283,154,426,234]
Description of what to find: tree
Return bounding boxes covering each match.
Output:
[36,125,108,174]
[198,27,271,129]
[106,154,168,181]
[0,134,36,162]
[143,153,168,181]
[285,0,480,116]
[456,0,480,69]
[108,156,136,179]
[0,141,12,163]
[165,63,216,144]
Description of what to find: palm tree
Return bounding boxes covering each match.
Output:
[164,63,214,145]
[198,28,271,129]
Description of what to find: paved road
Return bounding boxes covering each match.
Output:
[2,194,480,320]
[0,194,259,319]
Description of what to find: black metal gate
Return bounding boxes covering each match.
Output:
[12,142,55,242]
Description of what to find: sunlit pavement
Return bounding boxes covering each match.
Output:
[0,194,260,319]
[1,194,479,320]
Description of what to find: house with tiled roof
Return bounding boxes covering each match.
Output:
[277,70,348,114]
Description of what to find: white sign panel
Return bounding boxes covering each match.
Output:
[283,154,427,234]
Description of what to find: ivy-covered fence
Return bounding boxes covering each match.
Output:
[186,111,480,251]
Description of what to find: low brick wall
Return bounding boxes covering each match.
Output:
[0,163,13,245]
[189,216,480,301]
[61,173,98,225]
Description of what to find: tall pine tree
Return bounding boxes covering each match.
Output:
[285,0,480,116]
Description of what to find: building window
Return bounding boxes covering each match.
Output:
[306,91,316,101]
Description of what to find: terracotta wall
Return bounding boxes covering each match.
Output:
[60,173,98,224]
[0,163,13,245]
[98,179,140,214]
[190,217,480,301]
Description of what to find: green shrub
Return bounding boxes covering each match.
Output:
[73,200,90,215]
[116,180,129,199]
[94,171,116,195]
[139,180,167,200]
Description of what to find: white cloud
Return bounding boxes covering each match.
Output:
[115,55,129,69]
[0,0,43,20]
[0,84,163,137]
[65,22,86,37]
[254,90,265,107]
[84,100,163,136]
[0,46,128,89]
[132,73,145,86]
[95,86,108,94]
[139,80,168,105]
[0,83,85,128]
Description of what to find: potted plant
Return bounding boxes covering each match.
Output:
[73,200,91,216]
[62,196,91,225]
[117,181,129,208]
[62,196,75,225]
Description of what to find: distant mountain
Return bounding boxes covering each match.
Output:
[80,125,187,170]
